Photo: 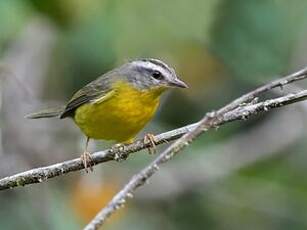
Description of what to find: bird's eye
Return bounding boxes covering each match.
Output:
[152,71,163,80]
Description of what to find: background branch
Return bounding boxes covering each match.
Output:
[139,107,305,201]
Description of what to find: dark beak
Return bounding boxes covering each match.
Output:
[169,78,189,88]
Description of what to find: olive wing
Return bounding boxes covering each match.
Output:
[60,76,113,118]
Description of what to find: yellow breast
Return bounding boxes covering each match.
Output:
[74,81,165,143]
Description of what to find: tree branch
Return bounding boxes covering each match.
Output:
[0,67,307,192]
[138,108,305,202]
[84,88,307,228]
[219,67,307,113]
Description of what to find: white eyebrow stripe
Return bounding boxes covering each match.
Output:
[133,61,172,78]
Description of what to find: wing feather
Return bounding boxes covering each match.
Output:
[60,75,113,118]
[91,90,116,104]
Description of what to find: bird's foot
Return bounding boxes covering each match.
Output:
[144,133,158,154]
[81,151,94,173]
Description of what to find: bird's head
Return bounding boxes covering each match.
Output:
[117,58,188,91]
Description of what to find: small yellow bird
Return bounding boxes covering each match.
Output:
[27,58,188,171]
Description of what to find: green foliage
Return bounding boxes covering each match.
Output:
[0,0,31,52]
[210,0,307,82]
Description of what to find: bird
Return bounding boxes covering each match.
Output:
[26,58,188,172]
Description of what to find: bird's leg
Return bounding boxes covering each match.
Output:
[144,133,158,154]
[80,137,93,173]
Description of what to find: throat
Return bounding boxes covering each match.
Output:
[139,87,166,103]
[114,81,166,103]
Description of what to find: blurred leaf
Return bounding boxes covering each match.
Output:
[70,177,121,224]
[109,0,220,58]
[0,0,32,52]
[210,0,307,82]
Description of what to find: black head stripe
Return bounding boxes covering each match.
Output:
[139,58,173,74]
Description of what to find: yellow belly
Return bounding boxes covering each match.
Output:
[74,81,164,142]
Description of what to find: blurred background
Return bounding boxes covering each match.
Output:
[1,0,307,229]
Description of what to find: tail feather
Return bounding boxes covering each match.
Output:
[25,106,65,119]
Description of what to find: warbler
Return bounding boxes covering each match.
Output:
[27,58,188,171]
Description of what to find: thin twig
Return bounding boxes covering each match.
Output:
[0,67,307,191]
[84,90,307,230]
[220,67,307,113]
